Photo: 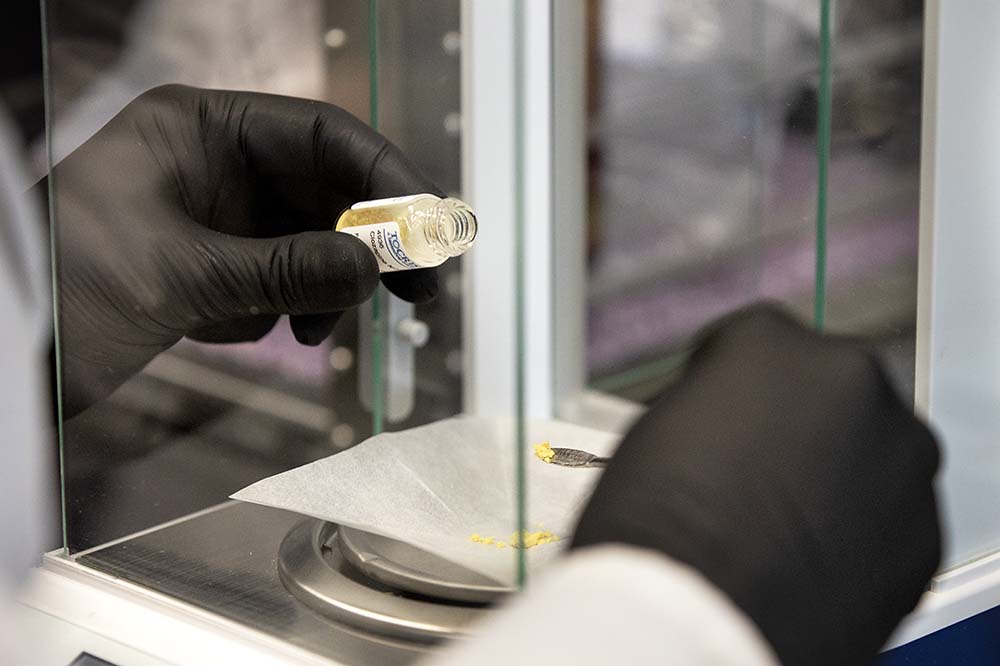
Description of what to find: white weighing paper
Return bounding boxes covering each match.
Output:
[231,416,620,586]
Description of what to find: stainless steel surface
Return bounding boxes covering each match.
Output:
[279,521,488,642]
[549,447,610,468]
[338,526,512,603]
[77,502,433,666]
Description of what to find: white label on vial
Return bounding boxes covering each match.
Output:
[340,221,420,273]
[350,193,432,211]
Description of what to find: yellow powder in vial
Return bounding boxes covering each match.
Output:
[534,442,555,463]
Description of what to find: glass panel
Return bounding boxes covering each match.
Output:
[513,0,528,589]
[585,0,802,401]
[368,0,386,437]
[44,0,515,660]
[46,0,385,554]
[366,0,464,438]
[45,0,466,549]
[369,0,525,585]
[584,1,922,403]
[823,0,923,398]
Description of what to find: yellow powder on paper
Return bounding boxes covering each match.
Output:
[510,529,560,549]
[470,445,561,550]
[534,441,555,463]
[470,528,560,550]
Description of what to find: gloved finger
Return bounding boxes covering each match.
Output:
[188,315,279,344]
[196,229,379,323]
[290,311,345,346]
[381,268,439,304]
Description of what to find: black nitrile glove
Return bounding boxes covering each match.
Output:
[50,85,439,417]
[572,305,941,666]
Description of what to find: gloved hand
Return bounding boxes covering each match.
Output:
[572,305,941,666]
[49,84,439,417]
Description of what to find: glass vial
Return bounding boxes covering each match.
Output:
[335,194,477,272]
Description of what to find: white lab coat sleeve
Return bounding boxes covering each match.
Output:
[423,544,779,666]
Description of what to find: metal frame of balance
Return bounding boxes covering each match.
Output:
[277,519,516,643]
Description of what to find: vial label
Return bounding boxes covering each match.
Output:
[350,193,429,211]
[339,221,420,272]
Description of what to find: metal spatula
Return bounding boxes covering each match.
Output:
[547,447,610,468]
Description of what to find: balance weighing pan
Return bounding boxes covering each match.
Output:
[337,525,515,604]
[278,519,490,642]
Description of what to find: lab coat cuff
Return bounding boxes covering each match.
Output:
[424,543,779,666]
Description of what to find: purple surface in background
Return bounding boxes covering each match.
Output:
[588,137,919,374]
[587,213,917,373]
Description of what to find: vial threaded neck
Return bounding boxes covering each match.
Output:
[428,198,478,257]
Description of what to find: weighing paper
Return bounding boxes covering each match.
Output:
[232,416,620,586]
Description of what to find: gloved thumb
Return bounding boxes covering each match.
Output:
[193,230,380,324]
